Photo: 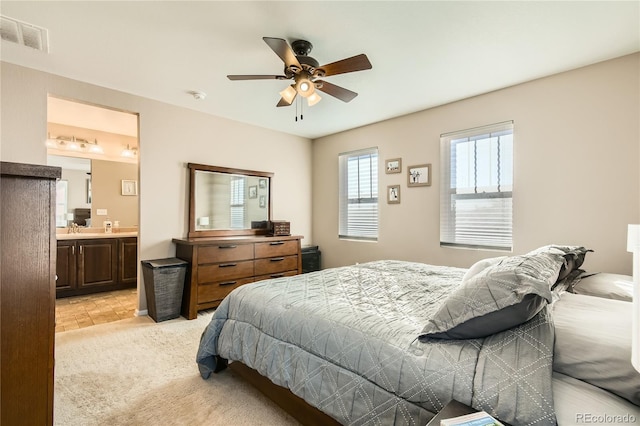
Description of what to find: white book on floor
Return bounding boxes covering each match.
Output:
[440,411,504,426]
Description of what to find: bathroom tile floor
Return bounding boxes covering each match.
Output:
[55,288,137,333]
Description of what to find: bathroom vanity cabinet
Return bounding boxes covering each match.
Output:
[56,235,138,297]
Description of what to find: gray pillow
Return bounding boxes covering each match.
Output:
[419,251,564,340]
[527,245,592,282]
[553,292,640,405]
[572,272,633,302]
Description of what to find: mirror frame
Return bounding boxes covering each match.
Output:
[188,163,274,238]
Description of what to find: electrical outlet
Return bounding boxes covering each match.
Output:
[96,209,108,216]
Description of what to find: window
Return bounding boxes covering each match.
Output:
[440,121,513,250]
[55,180,69,227]
[229,176,245,229]
[339,148,378,241]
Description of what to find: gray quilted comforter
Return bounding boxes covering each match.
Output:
[197,260,556,425]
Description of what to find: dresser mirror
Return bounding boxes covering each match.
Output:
[188,163,273,238]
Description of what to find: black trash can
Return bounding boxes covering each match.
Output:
[301,245,321,273]
[141,258,188,322]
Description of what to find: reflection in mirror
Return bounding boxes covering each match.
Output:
[188,163,273,238]
[47,155,91,228]
[194,171,269,231]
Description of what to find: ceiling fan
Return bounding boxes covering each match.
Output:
[227,37,372,108]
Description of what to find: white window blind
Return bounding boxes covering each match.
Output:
[339,148,378,241]
[230,177,245,229]
[440,121,513,250]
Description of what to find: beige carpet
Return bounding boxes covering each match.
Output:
[54,311,300,425]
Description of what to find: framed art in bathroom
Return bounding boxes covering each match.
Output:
[121,180,138,196]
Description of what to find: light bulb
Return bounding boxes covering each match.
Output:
[279,85,297,104]
[307,92,321,106]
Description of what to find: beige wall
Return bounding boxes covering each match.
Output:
[313,53,640,274]
[0,62,313,312]
[91,159,138,227]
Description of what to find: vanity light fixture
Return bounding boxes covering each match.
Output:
[47,134,104,154]
[121,144,137,158]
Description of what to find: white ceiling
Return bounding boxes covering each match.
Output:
[1,1,639,140]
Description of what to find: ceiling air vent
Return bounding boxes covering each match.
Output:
[0,15,49,52]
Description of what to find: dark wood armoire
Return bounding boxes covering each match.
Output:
[1,161,61,425]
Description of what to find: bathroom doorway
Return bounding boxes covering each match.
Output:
[46,96,141,331]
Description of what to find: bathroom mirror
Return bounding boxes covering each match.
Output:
[188,163,273,238]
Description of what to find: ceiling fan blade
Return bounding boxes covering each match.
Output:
[315,80,358,102]
[263,37,301,69]
[227,75,288,81]
[318,54,372,77]
[276,96,296,107]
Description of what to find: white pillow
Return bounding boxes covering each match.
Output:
[573,273,633,302]
[461,256,507,283]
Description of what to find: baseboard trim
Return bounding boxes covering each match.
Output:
[135,309,148,317]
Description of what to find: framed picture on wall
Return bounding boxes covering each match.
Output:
[121,180,138,196]
[407,164,431,187]
[249,185,258,199]
[387,185,401,204]
[385,158,402,174]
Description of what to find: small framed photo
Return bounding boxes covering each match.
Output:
[259,178,267,189]
[259,195,266,208]
[385,158,402,174]
[121,180,138,196]
[387,185,401,204]
[249,185,258,199]
[407,164,431,187]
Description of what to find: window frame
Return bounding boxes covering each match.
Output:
[440,121,514,251]
[338,147,379,241]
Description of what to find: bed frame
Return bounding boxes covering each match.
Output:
[228,361,342,426]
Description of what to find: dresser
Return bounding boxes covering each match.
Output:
[173,235,303,319]
[1,162,60,425]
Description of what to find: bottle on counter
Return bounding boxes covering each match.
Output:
[104,218,113,234]
[113,220,120,233]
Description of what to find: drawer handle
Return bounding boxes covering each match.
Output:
[269,242,284,246]
[270,273,284,278]
[219,245,237,249]
[218,263,237,268]
[219,281,237,286]
[270,257,285,262]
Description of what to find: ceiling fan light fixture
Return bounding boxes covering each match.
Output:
[296,78,315,98]
[307,92,321,107]
[294,72,315,98]
[279,85,297,104]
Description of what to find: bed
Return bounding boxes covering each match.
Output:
[197,246,640,425]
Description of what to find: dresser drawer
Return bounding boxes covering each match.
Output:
[255,270,298,282]
[255,240,298,258]
[197,277,254,304]
[198,243,254,264]
[255,255,298,275]
[198,260,254,284]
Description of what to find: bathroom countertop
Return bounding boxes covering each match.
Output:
[56,231,138,240]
